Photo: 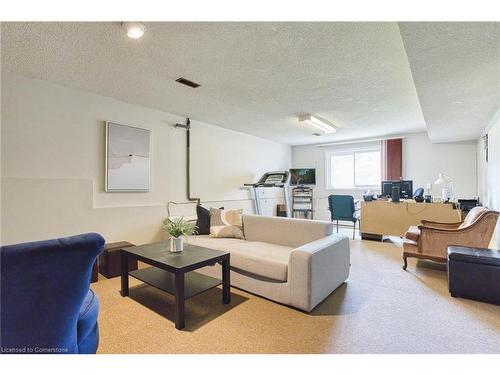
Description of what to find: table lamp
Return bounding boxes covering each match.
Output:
[434,173,454,202]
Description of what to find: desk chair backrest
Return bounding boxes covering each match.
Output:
[328,195,356,222]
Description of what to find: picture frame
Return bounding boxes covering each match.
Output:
[105,121,151,192]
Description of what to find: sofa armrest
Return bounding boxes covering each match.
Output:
[288,234,350,312]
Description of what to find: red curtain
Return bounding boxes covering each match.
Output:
[381,138,402,180]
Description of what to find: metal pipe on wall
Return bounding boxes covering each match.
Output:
[175,118,200,205]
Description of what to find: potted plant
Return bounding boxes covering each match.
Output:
[163,217,197,252]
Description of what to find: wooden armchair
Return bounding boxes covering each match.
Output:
[402,206,499,270]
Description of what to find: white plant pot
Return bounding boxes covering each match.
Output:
[170,237,184,253]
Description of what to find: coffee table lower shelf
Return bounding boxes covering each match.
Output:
[129,267,223,300]
[121,244,230,330]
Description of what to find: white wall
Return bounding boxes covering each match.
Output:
[402,132,477,200]
[292,132,478,221]
[477,114,500,248]
[1,74,291,245]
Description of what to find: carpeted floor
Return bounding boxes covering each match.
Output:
[92,238,500,354]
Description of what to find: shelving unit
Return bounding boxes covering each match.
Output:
[292,186,314,219]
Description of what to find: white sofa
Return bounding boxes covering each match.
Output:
[188,214,350,312]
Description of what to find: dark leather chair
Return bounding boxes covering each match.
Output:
[328,194,359,239]
[1,233,105,354]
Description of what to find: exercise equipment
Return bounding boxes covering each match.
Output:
[245,171,291,217]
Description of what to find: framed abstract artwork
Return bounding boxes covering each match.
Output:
[105,121,151,192]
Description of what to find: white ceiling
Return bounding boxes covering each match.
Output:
[1,22,498,145]
[398,22,500,143]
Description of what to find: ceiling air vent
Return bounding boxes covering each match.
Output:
[175,77,201,88]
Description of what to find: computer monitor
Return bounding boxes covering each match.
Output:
[381,180,413,199]
[399,180,413,199]
[381,181,394,197]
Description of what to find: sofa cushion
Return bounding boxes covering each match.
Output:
[187,235,293,281]
[187,235,245,252]
[242,214,333,248]
[225,241,293,281]
[404,226,420,242]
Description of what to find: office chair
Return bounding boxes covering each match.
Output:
[328,195,359,240]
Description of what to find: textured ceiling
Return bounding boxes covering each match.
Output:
[399,22,500,142]
[1,22,498,145]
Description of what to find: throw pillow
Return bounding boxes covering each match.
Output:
[210,207,243,227]
[195,205,223,235]
[210,225,245,239]
[209,208,245,239]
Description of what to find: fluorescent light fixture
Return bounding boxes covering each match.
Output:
[298,114,336,134]
[122,22,145,39]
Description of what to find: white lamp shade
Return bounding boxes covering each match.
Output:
[434,173,450,185]
[434,173,455,201]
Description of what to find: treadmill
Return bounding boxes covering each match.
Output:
[244,171,291,217]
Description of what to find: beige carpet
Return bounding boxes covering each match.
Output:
[92,238,500,354]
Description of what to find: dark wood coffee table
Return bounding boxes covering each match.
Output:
[120,242,230,330]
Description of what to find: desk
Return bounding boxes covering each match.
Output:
[360,200,461,238]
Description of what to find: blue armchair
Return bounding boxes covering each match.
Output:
[328,195,360,239]
[1,233,105,354]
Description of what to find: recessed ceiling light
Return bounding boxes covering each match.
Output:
[122,22,145,39]
[298,114,337,134]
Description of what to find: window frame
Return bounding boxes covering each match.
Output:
[325,147,381,190]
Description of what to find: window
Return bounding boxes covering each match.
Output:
[326,149,381,189]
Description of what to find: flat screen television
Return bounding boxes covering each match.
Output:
[290,168,316,186]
